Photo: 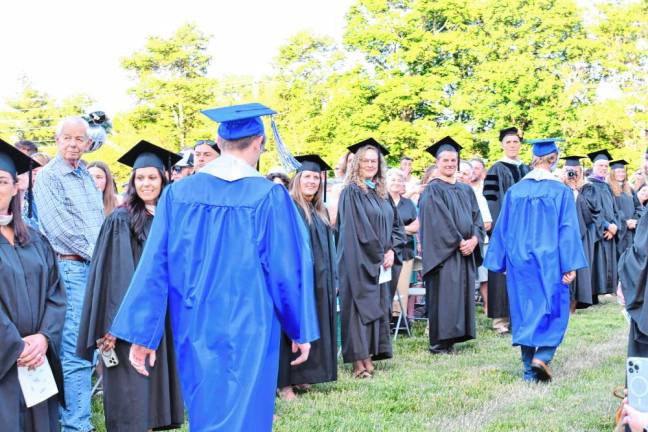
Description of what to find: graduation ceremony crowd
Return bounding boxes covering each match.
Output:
[3,104,648,432]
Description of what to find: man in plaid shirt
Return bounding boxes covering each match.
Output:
[34,116,104,432]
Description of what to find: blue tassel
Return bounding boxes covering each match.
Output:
[271,117,301,171]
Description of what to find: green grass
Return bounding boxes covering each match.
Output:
[92,298,627,431]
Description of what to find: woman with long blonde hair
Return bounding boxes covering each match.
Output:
[277,155,338,401]
[337,138,404,378]
[609,159,641,257]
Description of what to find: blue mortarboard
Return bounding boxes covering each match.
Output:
[525,137,562,157]
[201,103,276,141]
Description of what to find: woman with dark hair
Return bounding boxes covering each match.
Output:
[77,141,184,431]
[0,139,66,431]
[87,160,121,215]
[277,155,338,401]
[337,138,404,378]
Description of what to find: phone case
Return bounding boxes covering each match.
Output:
[628,357,648,412]
[100,348,119,368]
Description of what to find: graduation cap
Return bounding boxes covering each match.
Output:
[194,139,220,155]
[425,136,462,159]
[295,154,332,172]
[118,140,182,181]
[0,138,41,218]
[295,154,332,201]
[202,102,300,171]
[587,149,613,163]
[524,137,562,157]
[347,138,390,156]
[561,155,585,167]
[174,150,194,168]
[499,127,520,142]
[610,159,629,170]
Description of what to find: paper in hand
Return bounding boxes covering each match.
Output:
[17,356,58,408]
[379,265,392,284]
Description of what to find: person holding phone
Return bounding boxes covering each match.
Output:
[76,141,184,431]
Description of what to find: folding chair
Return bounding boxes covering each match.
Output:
[393,288,411,339]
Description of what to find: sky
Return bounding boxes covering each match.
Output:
[2,0,355,113]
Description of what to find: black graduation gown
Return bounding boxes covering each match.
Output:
[615,190,641,258]
[619,207,648,357]
[277,204,338,387]
[337,184,400,363]
[387,196,409,307]
[483,160,530,318]
[571,189,594,308]
[76,208,184,431]
[0,228,66,432]
[580,179,619,296]
[419,179,484,347]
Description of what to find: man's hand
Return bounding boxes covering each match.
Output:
[617,283,626,306]
[290,342,311,366]
[459,236,478,256]
[628,219,638,230]
[562,271,576,284]
[129,344,156,377]
[383,250,395,269]
[603,230,614,240]
[607,223,618,236]
[18,333,48,369]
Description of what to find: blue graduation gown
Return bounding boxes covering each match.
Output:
[484,171,587,348]
[110,156,319,431]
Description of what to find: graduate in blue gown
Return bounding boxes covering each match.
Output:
[110,103,319,431]
[485,139,587,382]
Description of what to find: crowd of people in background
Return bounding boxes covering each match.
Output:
[3,110,648,431]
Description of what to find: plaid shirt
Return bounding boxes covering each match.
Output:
[34,154,104,260]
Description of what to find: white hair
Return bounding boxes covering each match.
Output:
[459,161,472,173]
[386,167,405,180]
[55,116,90,138]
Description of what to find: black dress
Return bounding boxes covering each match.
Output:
[579,179,619,296]
[615,189,641,258]
[337,183,401,363]
[277,204,338,387]
[76,208,184,431]
[419,179,484,349]
[571,189,594,308]
[387,196,408,308]
[619,207,648,357]
[483,160,530,319]
[0,228,66,432]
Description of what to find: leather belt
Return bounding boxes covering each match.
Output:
[56,254,87,263]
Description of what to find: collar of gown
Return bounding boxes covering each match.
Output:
[499,156,523,166]
[199,153,263,181]
[523,168,562,183]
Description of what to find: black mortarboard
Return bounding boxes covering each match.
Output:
[499,127,520,142]
[295,154,332,172]
[587,149,613,163]
[425,136,462,158]
[346,138,390,156]
[0,138,37,177]
[610,159,629,170]
[118,140,182,171]
[561,155,585,167]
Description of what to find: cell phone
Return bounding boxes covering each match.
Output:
[627,357,648,412]
[97,341,119,368]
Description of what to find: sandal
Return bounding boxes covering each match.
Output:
[353,369,372,379]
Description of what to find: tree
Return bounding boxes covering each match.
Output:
[121,23,218,150]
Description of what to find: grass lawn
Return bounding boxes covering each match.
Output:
[92,298,627,431]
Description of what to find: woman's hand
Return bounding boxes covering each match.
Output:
[383,250,395,269]
[18,333,48,369]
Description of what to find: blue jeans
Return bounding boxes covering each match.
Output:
[58,260,93,432]
[520,345,557,382]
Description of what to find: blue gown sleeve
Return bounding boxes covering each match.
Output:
[256,185,319,344]
[110,188,172,349]
[483,190,510,273]
[558,188,588,274]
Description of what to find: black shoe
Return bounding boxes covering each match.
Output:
[429,343,451,354]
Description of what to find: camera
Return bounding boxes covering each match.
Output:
[566,170,577,179]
